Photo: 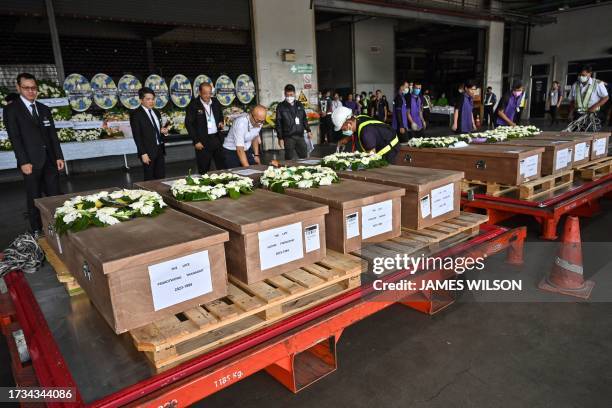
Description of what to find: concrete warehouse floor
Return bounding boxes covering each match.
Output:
[0,120,611,407]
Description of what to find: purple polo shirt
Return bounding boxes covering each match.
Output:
[409,94,423,129]
[496,93,521,126]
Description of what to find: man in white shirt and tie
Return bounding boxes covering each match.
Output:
[5,72,64,234]
[130,87,169,181]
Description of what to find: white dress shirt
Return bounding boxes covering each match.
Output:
[21,95,37,115]
[201,98,217,134]
[142,105,160,145]
[223,113,262,151]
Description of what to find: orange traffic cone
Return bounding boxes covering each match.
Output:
[538,216,594,299]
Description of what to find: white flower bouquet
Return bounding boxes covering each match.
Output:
[37,80,65,99]
[171,173,254,201]
[261,165,339,193]
[495,125,541,139]
[0,87,9,107]
[161,109,187,135]
[72,113,103,141]
[321,152,388,171]
[407,136,470,148]
[54,189,167,235]
[58,128,75,143]
[0,138,12,151]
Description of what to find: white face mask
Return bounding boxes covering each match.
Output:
[286,96,295,104]
[579,75,588,83]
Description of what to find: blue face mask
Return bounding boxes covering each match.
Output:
[413,89,421,95]
[342,129,353,136]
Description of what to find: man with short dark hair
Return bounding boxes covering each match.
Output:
[275,84,312,160]
[185,82,225,173]
[407,82,426,138]
[319,89,332,144]
[372,89,388,122]
[4,73,64,234]
[130,87,169,180]
[568,65,609,120]
[548,81,563,126]
[495,81,525,127]
[483,86,497,129]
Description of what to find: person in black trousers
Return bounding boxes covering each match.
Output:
[275,84,312,160]
[4,73,64,234]
[483,86,497,129]
[130,87,169,181]
[185,82,225,173]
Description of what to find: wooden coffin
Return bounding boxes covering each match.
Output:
[397,145,544,185]
[35,191,230,334]
[531,131,610,161]
[280,179,404,253]
[135,180,329,285]
[495,139,577,175]
[335,165,463,230]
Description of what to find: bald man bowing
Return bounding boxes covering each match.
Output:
[223,105,266,168]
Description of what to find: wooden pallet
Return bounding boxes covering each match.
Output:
[130,251,365,371]
[461,179,517,197]
[574,156,612,181]
[37,238,84,296]
[461,170,574,200]
[355,212,489,271]
[518,170,573,200]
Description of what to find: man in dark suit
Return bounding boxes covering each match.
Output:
[5,73,64,234]
[185,82,225,173]
[130,87,169,181]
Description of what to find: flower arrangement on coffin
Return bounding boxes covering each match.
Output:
[261,165,339,193]
[37,80,65,99]
[54,189,166,235]
[454,125,541,144]
[495,125,541,139]
[171,173,254,201]
[0,138,12,151]
[321,152,388,171]
[407,136,470,148]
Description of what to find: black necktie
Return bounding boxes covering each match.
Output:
[148,109,162,144]
[31,103,40,123]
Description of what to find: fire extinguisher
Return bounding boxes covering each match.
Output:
[475,114,481,129]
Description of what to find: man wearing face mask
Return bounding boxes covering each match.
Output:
[223,105,266,168]
[275,84,312,160]
[495,81,525,127]
[331,106,400,164]
[392,81,410,143]
[568,65,609,120]
[452,80,477,133]
[407,81,426,138]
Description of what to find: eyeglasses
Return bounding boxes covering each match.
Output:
[20,86,38,92]
[250,114,264,126]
